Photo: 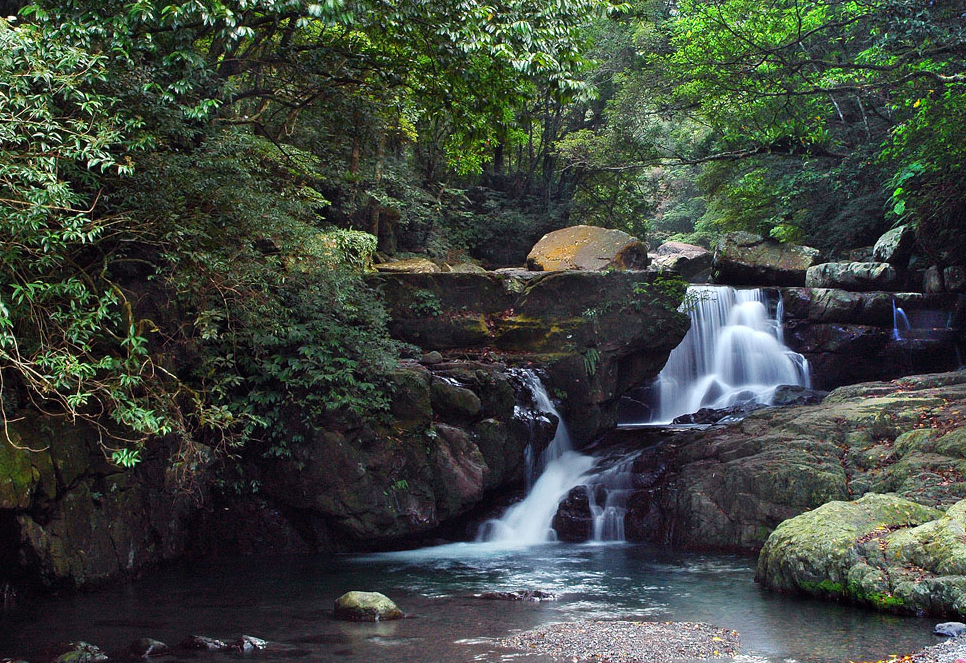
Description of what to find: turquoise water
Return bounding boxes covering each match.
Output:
[0,543,937,662]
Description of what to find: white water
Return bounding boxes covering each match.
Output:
[586,455,639,541]
[651,285,810,424]
[477,371,596,545]
[893,299,911,341]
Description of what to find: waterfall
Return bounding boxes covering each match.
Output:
[892,299,911,341]
[477,371,595,545]
[585,455,638,541]
[650,285,810,424]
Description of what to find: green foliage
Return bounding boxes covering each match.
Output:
[0,16,176,460]
[410,290,442,318]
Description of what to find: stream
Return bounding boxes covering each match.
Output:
[0,544,938,663]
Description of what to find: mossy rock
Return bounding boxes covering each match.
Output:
[333,591,404,621]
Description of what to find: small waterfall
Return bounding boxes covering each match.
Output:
[892,299,911,341]
[651,285,810,423]
[586,455,638,541]
[477,371,595,544]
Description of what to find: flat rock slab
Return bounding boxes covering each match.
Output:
[501,620,739,662]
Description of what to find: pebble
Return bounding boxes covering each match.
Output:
[909,635,966,663]
[501,620,739,663]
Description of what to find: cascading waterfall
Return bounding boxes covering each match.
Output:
[477,371,595,545]
[650,285,810,424]
[585,454,639,541]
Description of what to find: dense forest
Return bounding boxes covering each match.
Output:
[1,0,964,476]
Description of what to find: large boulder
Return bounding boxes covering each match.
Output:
[872,225,916,265]
[526,225,648,272]
[650,242,712,280]
[805,262,900,292]
[755,494,947,613]
[712,232,820,286]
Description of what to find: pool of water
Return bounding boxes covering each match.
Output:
[0,543,937,663]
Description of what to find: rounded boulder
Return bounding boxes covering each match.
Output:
[333,591,404,622]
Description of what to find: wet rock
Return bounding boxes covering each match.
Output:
[936,623,966,637]
[333,591,403,622]
[945,266,966,294]
[180,636,230,652]
[430,380,482,420]
[127,638,169,658]
[375,258,440,273]
[771,385,827,407]
[526,225,648,272]
[233,636,268,652]
[925,265,945,293]
[712,231,820,286]
[650,242,712,280]
[552,487,594,542]
[873,225,916,265]
[479,589,556,601]
[805,262,900,292]
[52,642,108,663]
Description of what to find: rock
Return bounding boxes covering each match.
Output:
[420,351,444,365]
[712,232,820,286]
[873,225,916,265]
[127,639,169,658]
[180,636,230,652]
[925,265,945,293]
[448,262,487,274]
[375,258,440,273]
[430,380,482,420]
[945,266,966,294]
[622,370,966,553]
[805,262,900,292]
[552,487,594,542]
[849,246,875,262]
[650,242,713,280]
[526,225,648,272]
[935,623,966,637]
[771,385,827,407]
[479,589,556,601]
[333,591,404,622]
[233,636,268,652]
[52,642,109,663]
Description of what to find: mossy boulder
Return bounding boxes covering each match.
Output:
[333,591,403,621]
[757,495,966,617]
[712,231,820,286]
[526,225,648,272]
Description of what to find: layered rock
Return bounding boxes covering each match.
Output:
[608,370,966,552]
[370,270,689,444]
[712,232,820,286]
[757,494,966,617]
[526,225,648,272]
[779,288,966,389]
[805,262,900,291]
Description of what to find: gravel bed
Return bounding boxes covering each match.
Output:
[909,635,966,663]
[501,620,739,662]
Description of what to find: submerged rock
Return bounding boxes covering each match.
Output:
[233,636,268,652]
[127,638,169,658]
[52,642,109,663]
[479,589,556,601]
[526,225,648,272]
[333,591,404,622]
[180,636,230,652]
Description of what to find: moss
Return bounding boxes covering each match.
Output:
[800,579,845,595]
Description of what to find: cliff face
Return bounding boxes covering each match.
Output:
[0,269,689,591]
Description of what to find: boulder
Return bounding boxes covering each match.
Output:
[52,642,109,663]
[925,265,945,293]
[805,262,900,292]
[945,266,966,294]
[233,636,268,652]
[755,493,945,613]
[712,232,820,286]
[650,242,712,280]
[333,591,404,622]
[551,487,594,542]
[873,225,916,265]
[430,380,482,421]
[375,258,440,273]
[526,225,648,272]
[180,636,230,652]
[935,622,966,637]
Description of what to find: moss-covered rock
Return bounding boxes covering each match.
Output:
[712,231,820,286]
[526,225,648,272]
[333,591,403,621]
